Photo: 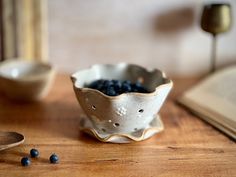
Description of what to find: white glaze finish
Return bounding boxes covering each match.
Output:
[0,59,55,101]
[71,63,172,134]
[116,107,127,116]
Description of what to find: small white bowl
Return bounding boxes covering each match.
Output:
[0,59,55,101]
[71,63,172,136]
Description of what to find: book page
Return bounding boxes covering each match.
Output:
[182,66,236,131]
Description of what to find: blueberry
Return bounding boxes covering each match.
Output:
[113,81,122,93]
[97,82,105,90]
[122,80,131,85]
[130,83,137,91]
[97,80,110,91]
[88,79,105,89]
[103,80,112,87]
[30,148,39,158]
[131,83,141,91]
[111,79,120,86]
[106,87,117,96]
[135,81,142,87]
[50,154,59,164]
[131,82,149,93]
[122,83,132,93]
[98,83,106,90]
[21,157,31,166]
[111,79,118,84]
[138,86,149,93]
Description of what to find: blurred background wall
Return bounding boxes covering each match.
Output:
[48,0,236,76]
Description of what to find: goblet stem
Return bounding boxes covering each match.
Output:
[210,34,217,73]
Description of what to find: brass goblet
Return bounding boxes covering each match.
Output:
[201,3,232,73]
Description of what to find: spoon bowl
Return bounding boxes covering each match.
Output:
[0,132,25,151]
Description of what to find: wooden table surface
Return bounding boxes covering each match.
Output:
[0,74,235,177]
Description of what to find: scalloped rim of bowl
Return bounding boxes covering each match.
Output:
[71,63,173,98]
[0,59,55,82]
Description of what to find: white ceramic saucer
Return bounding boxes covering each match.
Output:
[79,114,164,143]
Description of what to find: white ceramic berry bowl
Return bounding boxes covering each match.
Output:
[0,59,55,101]
[71,63,172,141]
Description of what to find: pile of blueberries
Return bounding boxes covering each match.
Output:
[87,79,150,96]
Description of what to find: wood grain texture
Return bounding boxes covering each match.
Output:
[0,74,235,177]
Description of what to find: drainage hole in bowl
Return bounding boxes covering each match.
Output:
[92,105,96,110]
[113,123,120,127]
[134,128,138,131]
[101,128,106,132]
[138,109,144,113]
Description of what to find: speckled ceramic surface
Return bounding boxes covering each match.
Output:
[0,59,55,101]
[71,63,172,141]
[79,114,164,143]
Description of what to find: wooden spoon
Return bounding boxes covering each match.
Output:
[0,132,25,151]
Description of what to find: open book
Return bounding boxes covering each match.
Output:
[178,66,236,140]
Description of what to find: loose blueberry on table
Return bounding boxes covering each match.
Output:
[50,154,59,164]
[87,79,149,96]
[21,157,31,166]
[30,148,39,158]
